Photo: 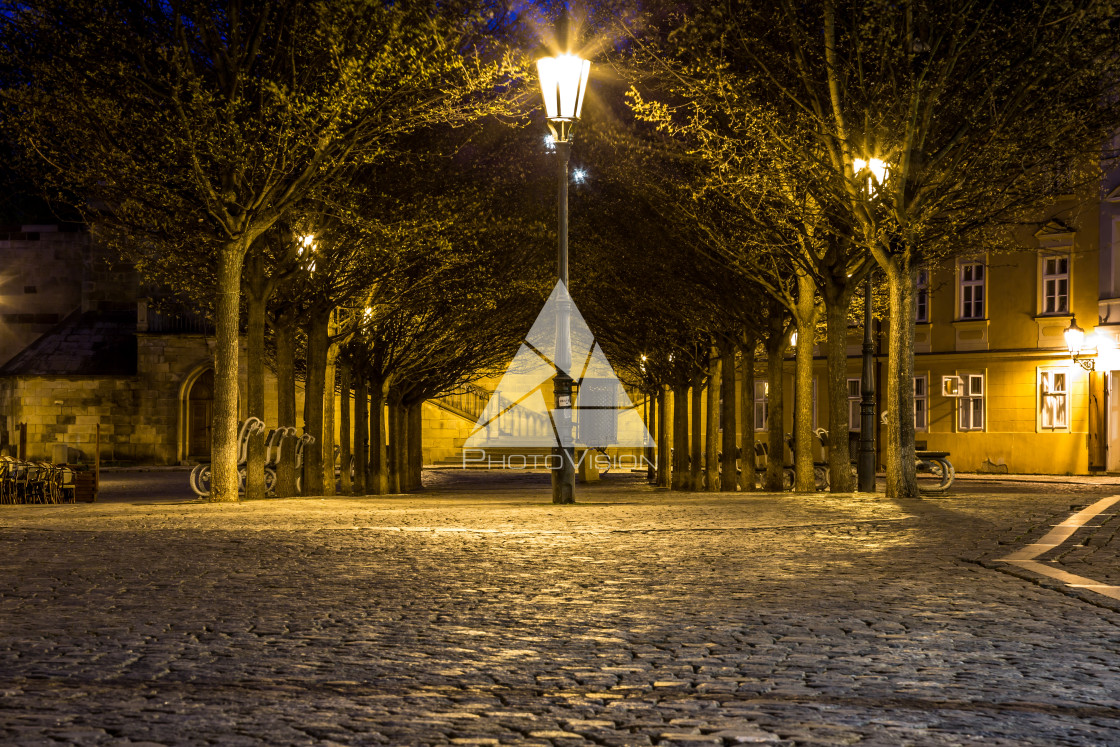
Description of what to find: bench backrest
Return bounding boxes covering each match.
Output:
[236,417,266,463]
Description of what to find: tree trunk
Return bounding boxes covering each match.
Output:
[646,390,656,482]
[407,401,423,491]
[823,282,856,492]
[339,359,351,495]
[210,245,246,502]
[244,252,268,501]
[705,347,720,492]
[764,332,787,491]
[690,370,703,491]
[301,306,330,496]
[321,338,338,497]
[720,342,737,491]
[273,306,298,498]
[885,260,919,499]
[353,371,368,495]
[739,334,757,491]
[387,400,402,494]
[792,274,821,493]
[671,383,689,490]
[657,384,671,488]
[369,378,389,495]
[396,399,411,493]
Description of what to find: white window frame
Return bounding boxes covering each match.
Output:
[847,378,861,431]
[1040,254,1070,316]
[1038,368,1069,431]
[914,374,929,432]
[958,372,985,431]
[754,381,768,432]
[916,268,929,324]
[959,260,986,320]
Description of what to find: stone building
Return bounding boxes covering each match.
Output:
[0,224,221,463]
[0,224,478,467]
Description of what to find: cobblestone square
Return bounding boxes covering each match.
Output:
[1,471,1119,745]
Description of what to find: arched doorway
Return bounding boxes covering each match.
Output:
[186,368,214,461]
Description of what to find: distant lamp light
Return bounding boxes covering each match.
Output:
[1064,317,1086,356]
[572,168,587,183]
[853,157,888,194]
[790,331,798,347]
[1065,317,1098,370]
[537,53,591,143]
[298,234,316,257]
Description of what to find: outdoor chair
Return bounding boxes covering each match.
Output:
[0,458,12,504]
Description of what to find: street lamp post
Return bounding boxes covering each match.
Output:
[1065,316,1116,371]
[858,276,877,491]
[1065,317,1094,370]
[853,157,887,492]
[538,53,590,505]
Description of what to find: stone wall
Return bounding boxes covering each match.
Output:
[422,401,475,465]
[0,376,139,462]
[0,333,214,463]
[0,226,139,367]
[0,227,87,367]
[0,327,480,467]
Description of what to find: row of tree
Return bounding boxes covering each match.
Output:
[2,0,1118,501]
[581,0,1120,497]
[0,0,552,500]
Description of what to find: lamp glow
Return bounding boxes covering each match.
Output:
[537,54,591,142]
[1065,317,1086,356]
[1096,332,1118,370]
[853,157,888,192]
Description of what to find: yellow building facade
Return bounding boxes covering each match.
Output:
[811,170,1120,475]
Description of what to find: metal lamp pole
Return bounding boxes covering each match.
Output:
[853,157,887,493]
[538,53,590,505]
[553,136,575,504]
[858,275,877,491]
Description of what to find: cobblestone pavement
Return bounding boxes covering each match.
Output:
[1014,495,1120,589]
[1,472,1119,745]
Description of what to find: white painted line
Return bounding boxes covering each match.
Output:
[1068,585,1120,590]
[998,495,1120,602]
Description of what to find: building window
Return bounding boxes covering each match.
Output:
[959,262,985,320]
[958,374,985,431]
[916,268,929,323]
[1041,256,1069,315]
[1039,369,1068,430]
[914,375,928,431]
[754,381,768,431]
[847,378,861,430]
